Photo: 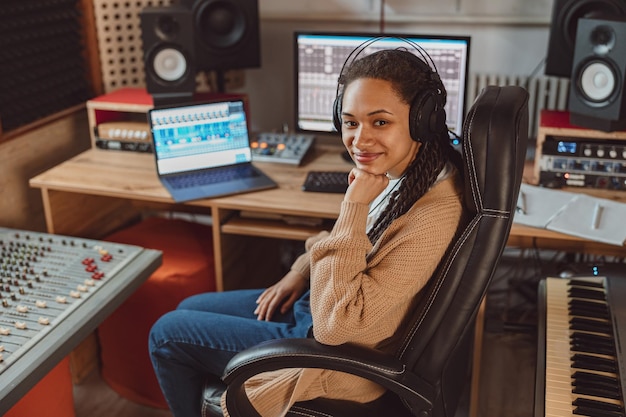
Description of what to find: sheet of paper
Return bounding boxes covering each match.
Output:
[546,194,626,246]
[512,183,578,228]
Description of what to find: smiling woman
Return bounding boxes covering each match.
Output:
[148,42,465,417]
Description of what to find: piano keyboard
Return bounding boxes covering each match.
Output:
[536,276,626,417]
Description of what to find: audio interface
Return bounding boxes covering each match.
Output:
[94,121,153,153]
[538,135,626,190]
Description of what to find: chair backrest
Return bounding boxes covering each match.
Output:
[396,85,529,416]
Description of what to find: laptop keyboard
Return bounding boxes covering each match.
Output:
[167,165,260,190]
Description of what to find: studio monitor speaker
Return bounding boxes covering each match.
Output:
[569,17,626,131]
[140,6,196,102]
[181,0,260,71]
[545,0,626,77]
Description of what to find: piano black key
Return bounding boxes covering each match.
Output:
[573,406,625,417]
[570,300,611,320]
[569,286,607,301]
[573,398,625,417]
[571,342,615,356]
[573,370,620,386]
[572,332,616,347]
[573,386,622,401]
[570,279,607,288]
[572,354,618,373]
[570,317,613,334]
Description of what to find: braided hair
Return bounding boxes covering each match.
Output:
[338,49,462,244]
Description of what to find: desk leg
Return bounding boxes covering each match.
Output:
[39,188,141,237]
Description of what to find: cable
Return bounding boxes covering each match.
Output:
[522,56,546,90]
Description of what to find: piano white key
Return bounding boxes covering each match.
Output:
[545,279,575,416]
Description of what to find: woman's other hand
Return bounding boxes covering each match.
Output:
[254,270,308,321]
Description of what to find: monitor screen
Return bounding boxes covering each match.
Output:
[295,32,471,140]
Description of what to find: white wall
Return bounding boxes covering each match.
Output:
[236,1,554,134]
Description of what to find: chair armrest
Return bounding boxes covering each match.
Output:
[222,338,435,417]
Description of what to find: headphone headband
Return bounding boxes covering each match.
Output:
[333,36,448,143]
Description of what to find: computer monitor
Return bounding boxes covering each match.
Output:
[295,32,471,141]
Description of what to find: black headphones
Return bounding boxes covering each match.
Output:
[332,37,448,144]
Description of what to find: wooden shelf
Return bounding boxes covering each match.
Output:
[221,215,331,241]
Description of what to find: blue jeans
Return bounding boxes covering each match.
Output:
[149,289,313,417]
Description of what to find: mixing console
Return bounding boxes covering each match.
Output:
[250,132,315,165]
[0,227,161,413]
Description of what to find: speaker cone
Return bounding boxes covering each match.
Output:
[195,0,246,50]
[590,24,616,54]
[151,47,189,83]
[577,59,617,104]
[559,0,626,49]
[155,15,181,42]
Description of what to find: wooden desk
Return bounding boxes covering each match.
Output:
[30,146,626,291]
[29,146,350,290]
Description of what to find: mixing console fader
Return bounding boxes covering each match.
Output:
[0,227,161,413]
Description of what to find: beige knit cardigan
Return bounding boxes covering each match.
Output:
[222,172,464,417]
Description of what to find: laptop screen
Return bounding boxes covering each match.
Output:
[149,99,252,176]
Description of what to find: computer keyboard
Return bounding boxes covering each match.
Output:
[302,171,350,193]
[250,132,315,165]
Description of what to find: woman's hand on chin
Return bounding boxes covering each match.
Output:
[345,167,389,205]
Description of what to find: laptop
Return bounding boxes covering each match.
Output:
[148,98,277,202]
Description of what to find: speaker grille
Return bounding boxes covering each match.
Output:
[0,0,93,133]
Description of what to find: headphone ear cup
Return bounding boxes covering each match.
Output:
[332,93,342,132]
[409,90,446,143]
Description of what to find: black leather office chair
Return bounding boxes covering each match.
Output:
[202,85,529,417]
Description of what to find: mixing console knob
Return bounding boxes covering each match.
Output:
[0,327,10,335]
[597,148,605,157]
[583,147,593,157]
[610,149,618,158]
